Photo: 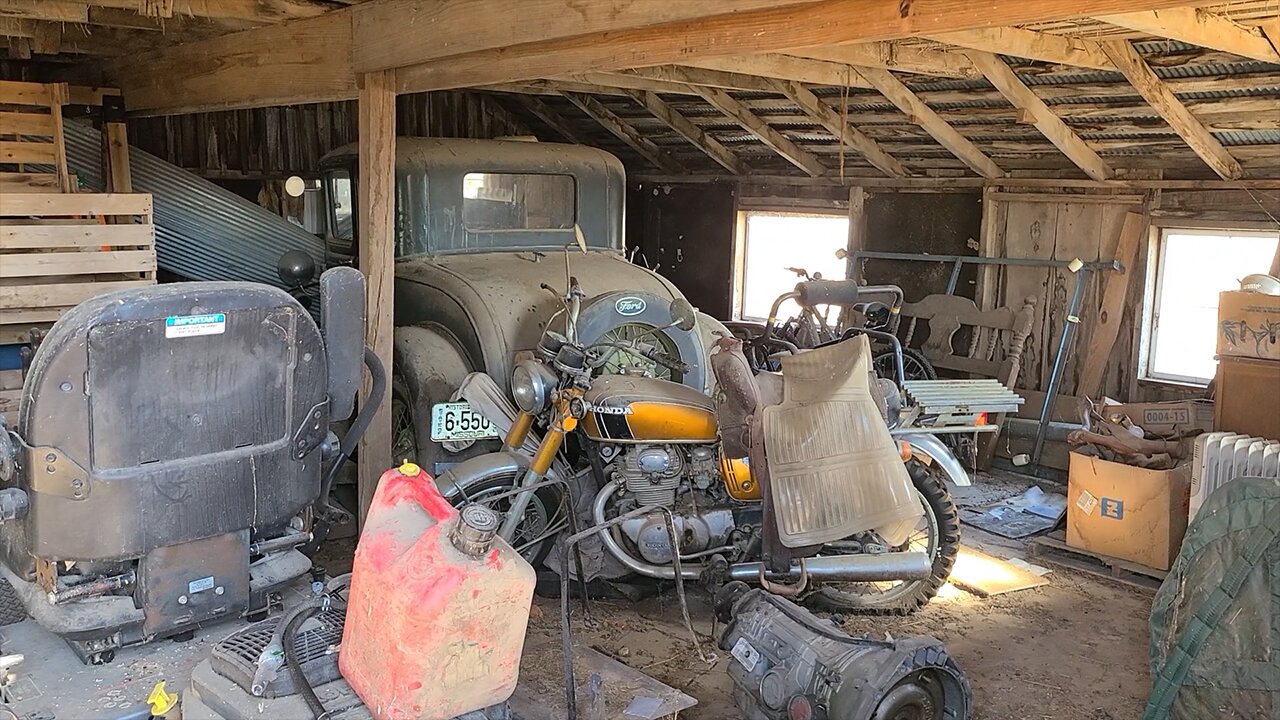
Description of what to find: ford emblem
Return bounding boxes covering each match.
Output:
[615,296,647,316]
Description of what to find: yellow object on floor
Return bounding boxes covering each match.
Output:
[948,547,1051,597]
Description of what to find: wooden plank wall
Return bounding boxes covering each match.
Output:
[127,91,530,179]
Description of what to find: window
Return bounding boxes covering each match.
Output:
[462,172,575,231]
[1144,227,1279,385]
[325,169,355,255]
[734,211,849,320]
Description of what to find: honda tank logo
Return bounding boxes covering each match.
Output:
[615,297,647,316]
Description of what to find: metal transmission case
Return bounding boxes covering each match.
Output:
[717,586,971,720]
[1,282,327,659]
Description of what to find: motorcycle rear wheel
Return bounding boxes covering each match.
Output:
[807,461,959,615]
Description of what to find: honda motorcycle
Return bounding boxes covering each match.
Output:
[433,272,963,614]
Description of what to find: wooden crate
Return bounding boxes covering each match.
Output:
[0,79,72,194]
[0,368,20,417]
[0,193,157,347]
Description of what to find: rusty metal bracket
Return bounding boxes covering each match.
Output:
[23,442,90,500]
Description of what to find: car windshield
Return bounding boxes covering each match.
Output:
[462,173,575,231]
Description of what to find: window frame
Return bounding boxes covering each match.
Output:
[1140,223,1280,387]
[732,209,852,322]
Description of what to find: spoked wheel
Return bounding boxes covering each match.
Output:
[808,461,960,615]
[873,347,937,383]
[390,376,418,465]
[872,671,947,720]
[450,474,566,568]
[595,323,683,383]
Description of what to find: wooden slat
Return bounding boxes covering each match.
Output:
[965,50,1113,181]
[684,55,870,89]
[691,83,827,177]
[0,111,55,136]
[0,193,153,217]
[768,78,908,178]
[0,79,58,106]
[623,89,744,174]
[0,223,153,249]
[561,92,685,174]
[0,140,55,164]
[1098,8,1280,63]
[0,250,157,279]
[0,172,60,192]
[1101,40,1244,181]
[1074,212,1146,400]
[0,280,153,310]
[926,27,1113,70]
[0,307,63,325]
[856,66,1005,180]
[0,388,20,416]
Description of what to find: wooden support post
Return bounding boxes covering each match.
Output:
[846,186,866,283]
[356,70,396,526]
[102,94,131,193]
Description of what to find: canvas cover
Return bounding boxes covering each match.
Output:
[1145,476,1280,720]
[762,336,922,548]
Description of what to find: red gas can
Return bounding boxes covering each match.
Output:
[341,462,536,720]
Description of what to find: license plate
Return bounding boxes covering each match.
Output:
[430,402,499,442]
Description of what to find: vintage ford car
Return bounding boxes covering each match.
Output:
[318,137,727,471]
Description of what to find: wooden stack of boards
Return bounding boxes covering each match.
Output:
[0,80,156,415]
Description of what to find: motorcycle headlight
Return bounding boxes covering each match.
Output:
[511,360,556,414]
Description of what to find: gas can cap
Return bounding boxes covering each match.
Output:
[452,504,500,556]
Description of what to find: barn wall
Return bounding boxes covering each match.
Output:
[127,91,530,178]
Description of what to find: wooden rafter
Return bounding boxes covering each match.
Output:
[623,88,745,174]
[0,0,334,24]
[766,79,908,178]
[1101,40,1243,180]
[510,94,587,143]
[684,55,869,89]
[856,66,1005,179]
[1099,8,1280,63]
[0,1,88,23]
[561,92,685,174]
[691,83,827,177]
[925,27,1113,70]
[787,42,977,79]
[966,50,1113,181]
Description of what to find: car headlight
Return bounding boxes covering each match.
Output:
[511,360,556,414]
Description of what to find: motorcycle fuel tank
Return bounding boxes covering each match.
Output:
[582,374,718,443]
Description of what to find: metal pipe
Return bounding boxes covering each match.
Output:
[48,570,135,605]
[592,482,934,583]
[728,552,932,582]
[852,250,1123,273]
[1032,268,1091,466]
[249,531,311,556]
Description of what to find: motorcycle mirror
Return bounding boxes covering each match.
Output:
[669,298,697,332]
[277,250,317,288]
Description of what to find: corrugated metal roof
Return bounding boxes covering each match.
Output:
[62,121,325,288]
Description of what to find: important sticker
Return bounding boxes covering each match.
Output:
[730,637,761,672]
[1075,489,1098,516]
[166,313,225,338]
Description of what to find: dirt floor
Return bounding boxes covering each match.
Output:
[314,470,1160,720]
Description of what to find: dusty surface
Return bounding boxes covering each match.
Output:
[521,567,1154,720]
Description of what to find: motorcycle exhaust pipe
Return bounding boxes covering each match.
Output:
[727,552,933,583]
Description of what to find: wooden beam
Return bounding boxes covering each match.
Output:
[624,66,781,93]
[356,69,396,527]
[561,92,685,173]
[354,0,820,74]
[1261,19,1280,56]
[767,78,909,178]
[856,66,1004,179]
[510,94,586,143]
[691,83,827,177]
[623,88,745,174]
[1101,40,1243,180]
[1098,8,1280,63]
[87,0,335,23]
[394,0,1201,93]
[0,1,88,23]
[965,50,1112,181]
[1075,211,1145,401]
[787,42,978,79]
[925,26,1113,70]
[684,55,870,89]
[116,10,355,116]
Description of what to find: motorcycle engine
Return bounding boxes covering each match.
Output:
[716,584,972,720]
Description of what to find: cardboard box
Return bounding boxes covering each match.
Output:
[1215,356,1280,440]
[1066,452,1191,571]
[1098,399,1215,436]
[1217,291,1280,361]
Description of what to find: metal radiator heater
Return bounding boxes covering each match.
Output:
[1191,432,1280,519]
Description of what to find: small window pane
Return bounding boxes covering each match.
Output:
[1147,229,1279,384]
[738,212,849,320]
[462,173,575,231]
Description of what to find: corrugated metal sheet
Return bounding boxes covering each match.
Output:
[62,121,324,289]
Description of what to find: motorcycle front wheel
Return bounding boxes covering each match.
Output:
[807,461,959,615]
[448,474,565,569]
